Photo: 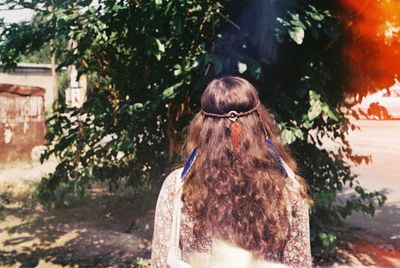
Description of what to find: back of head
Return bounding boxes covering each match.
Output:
[183,76,296,261]
[201,76,259,117]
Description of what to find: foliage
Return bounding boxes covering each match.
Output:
[19,46,51,63]
[1,0,226,208]
[8,39,69,101]
[0,192,11,213]
[0,0,388,260]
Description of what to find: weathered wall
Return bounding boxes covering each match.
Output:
[0,64,54,111]
[0,87,46,162]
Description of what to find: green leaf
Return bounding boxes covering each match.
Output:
[281,128,296,145]
[290,19,306,29]
[288,27,305,45]
[173,64,182,76]
[319,232,337,249]
[294,128,304,140]
[308,101,322,120]
[133,103,144,110]
[309,90,321,100]
[155,39,165,53]
[237,61,247,74]
[302,120,314,129]
[250,63,262,80]
[162,81,183,100]
[322,104,339,121]
[308,90,323,120]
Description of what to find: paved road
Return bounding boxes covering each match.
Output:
[343,120,400,247]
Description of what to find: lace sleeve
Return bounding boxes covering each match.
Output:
[282,178,312,268]
[151,169,181,268]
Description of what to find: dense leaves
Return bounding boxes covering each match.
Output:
[0,192,11,213]
[0,0,387,259]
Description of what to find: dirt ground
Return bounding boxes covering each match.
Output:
[0,161,399,268]
[0,161,152,267]
[324,230,400,268]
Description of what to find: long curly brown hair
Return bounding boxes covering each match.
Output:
[182,76,306,261]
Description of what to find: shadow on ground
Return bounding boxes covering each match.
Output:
[333,188,400,267]
[0,189,154,267]
[342,187,400,248]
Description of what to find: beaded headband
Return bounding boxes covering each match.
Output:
[200,101,260,122]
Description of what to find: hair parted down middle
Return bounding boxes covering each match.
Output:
[182,76,307,261]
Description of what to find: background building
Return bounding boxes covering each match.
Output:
[0,63,57,111]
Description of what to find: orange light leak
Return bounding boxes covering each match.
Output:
[340,0,400,95]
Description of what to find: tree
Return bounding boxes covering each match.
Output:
[0,0,388,259]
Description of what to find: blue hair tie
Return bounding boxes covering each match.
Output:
[181,148,198,181]
[266,139,288,177]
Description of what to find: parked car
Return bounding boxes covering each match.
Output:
[357,83,400,119]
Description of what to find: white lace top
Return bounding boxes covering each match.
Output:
[151,168,312,267]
